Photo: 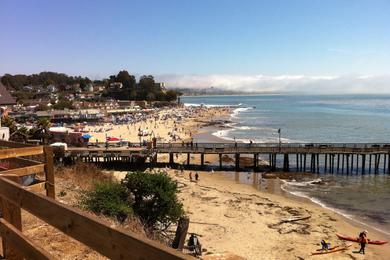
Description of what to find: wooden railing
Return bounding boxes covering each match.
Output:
[0,141,190,260]
[155,142,390,154]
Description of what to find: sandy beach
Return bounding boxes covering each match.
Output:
[84,106,232,144]
[66,104,390,259]
[160,168,390,259]
[102,104,390,259]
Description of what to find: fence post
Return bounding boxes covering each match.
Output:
[44,146,55,199]
[1,198,22,260]
[172,217,189,250]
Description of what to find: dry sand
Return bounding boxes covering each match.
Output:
[161,169,390,260]
[85,106,231,144]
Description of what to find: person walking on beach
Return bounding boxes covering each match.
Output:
[195,172,199,181]
[189,171,193,181]
[358,230,368,254]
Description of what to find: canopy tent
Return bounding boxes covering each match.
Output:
[82,134,93,139]
[50,142,68,150]
[49,126,71,133]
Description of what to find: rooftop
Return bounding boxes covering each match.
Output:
[0,81,16,106]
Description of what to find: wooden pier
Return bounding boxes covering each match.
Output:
[153,142,390,174]
[57,142,390,174]
[56,145,150,165]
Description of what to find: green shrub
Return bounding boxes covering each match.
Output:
[122,171,184,230]
[79,181,132,222]
[78,171,185,230]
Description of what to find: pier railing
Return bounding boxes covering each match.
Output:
[155,142,390,154]
[153,142,390,174]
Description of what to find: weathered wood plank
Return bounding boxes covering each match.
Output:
[43,146,55,199]
[0,218,55,260]
[0,164,45,177]
[0,140,35,148]
[0,146,43,160]
[24,181,46,193]
[1,198,22,260]
[0,177,190,260]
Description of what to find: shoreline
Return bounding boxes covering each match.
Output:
[188,106,390,253]
[87,103,389,258]
[138,168,389,259]
[100,104,390,259]
[278,178,390,238]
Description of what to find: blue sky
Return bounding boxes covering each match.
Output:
[1,0,390,92]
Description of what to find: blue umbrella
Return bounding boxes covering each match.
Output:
[82,134,92,139]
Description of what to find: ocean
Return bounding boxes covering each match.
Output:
[182,94,390,236]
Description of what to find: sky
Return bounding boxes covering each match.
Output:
[1,0,390,93]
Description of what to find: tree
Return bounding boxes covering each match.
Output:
[1,116,17,134]
[79,181,133,222]
[138,75,156,100]
[1,72,92,92]
[122,171,184,230]
[165,90,180,102]
[29,118,52,143]
[116,70,137,100]
[37,118,51,134]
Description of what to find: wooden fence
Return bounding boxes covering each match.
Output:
[0,141,190,260]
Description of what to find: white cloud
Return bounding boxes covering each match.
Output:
[156,74,390,94]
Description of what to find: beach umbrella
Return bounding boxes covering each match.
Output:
[107,137,120,142]
[82,134,92,139]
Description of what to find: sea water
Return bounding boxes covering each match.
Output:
[182,94,390,235]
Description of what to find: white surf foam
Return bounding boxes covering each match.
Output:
[283,178,323,187]
[231,107,252,118]
[212,129,234,139]
[184,103,231,108]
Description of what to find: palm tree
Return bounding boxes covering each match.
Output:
[37,118,51,134]
[29,118,52,144]
[1,116,17,134]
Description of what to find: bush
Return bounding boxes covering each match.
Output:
[122,171,184,230]
[79,181,132,222]
[77,170,185,230]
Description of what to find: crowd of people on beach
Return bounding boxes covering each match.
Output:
[81,105,230,144]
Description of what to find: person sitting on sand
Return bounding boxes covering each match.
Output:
[321,239,330,250]
[188,234,202,256]
[358,230,368,254]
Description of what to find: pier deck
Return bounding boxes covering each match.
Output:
[155,142,390,154]
[154,143,390,174]
[59,142,390,174]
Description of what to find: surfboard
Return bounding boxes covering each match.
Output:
[311,244,351,255]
